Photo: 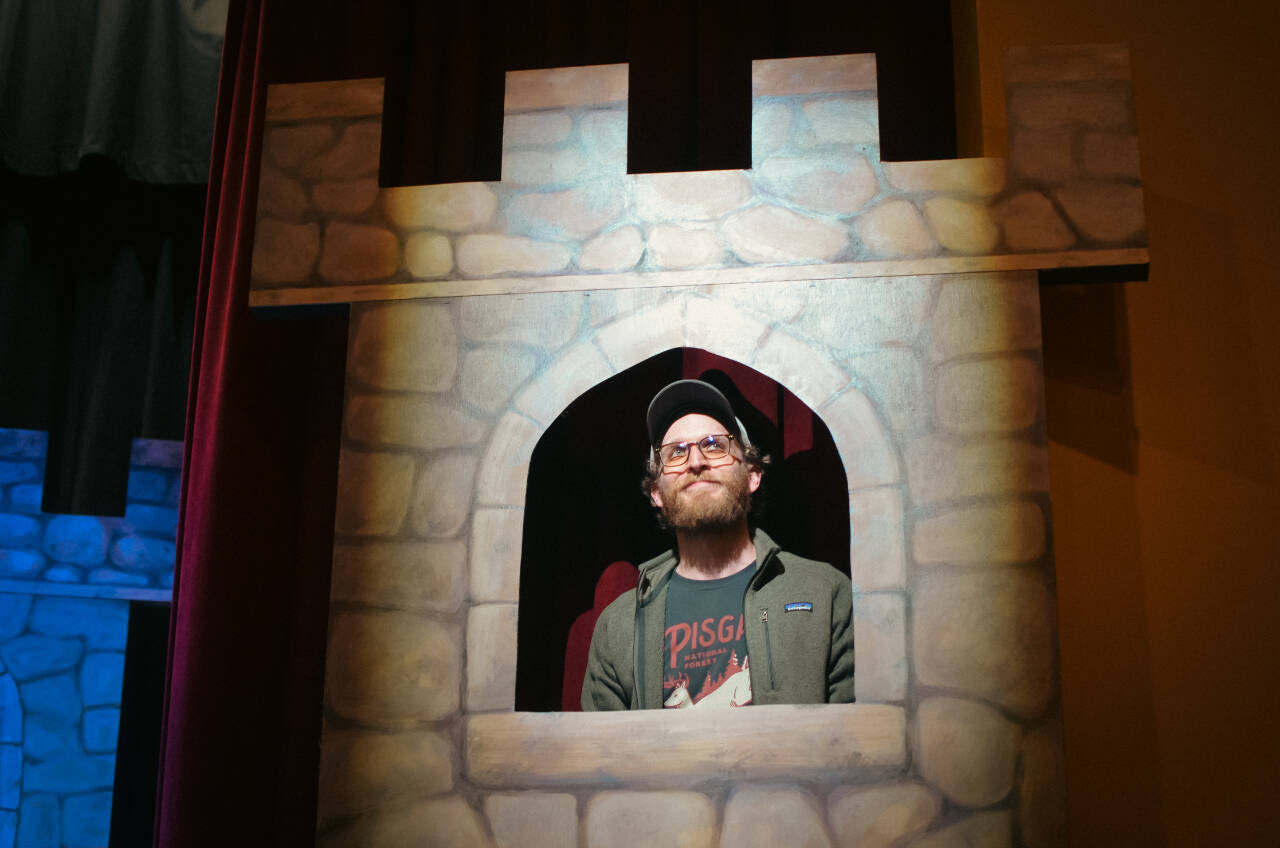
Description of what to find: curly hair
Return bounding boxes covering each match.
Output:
[640,442,772,528]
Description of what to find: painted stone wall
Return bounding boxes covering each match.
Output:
[0,427,178,848]
[320,271,1063,847]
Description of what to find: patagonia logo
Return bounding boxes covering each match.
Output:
[784,602,813,612]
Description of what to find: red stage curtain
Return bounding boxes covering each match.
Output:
[153,0,347,844]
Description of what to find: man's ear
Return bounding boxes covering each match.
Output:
[747,465,762,494]
[649,484,664,509]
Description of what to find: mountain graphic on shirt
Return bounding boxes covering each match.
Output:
[664,651,753,708]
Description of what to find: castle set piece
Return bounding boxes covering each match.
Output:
[248,47,1146,846]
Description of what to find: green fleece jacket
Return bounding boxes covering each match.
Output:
[581,528,855,710]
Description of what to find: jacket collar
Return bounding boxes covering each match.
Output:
[636,526,782,605]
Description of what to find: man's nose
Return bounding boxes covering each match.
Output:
[685,442,711,470]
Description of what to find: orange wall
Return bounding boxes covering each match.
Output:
[975,1,1280,845]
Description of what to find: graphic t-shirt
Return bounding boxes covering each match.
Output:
[662,564,755,708]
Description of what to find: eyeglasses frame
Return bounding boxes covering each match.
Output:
[653,433,739,469]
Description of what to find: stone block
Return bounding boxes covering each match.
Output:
[123,503,179,536]
[80,651,125,707]
[580,226,643,271]
[722,785,829,848]
[470,508,523,603]
[257,164,308,219]
[936,358,1040,433]
[854,200,933,258]
[109,535,176,571]
[754,54,877,96]
[685,296,768,367]
[578,109,627,163]
[345,394,486,451]
[0,635,81,681]
[461,346,540,414]
[506,64,628,110]
[999,192,1076,252]
[853,593,907,702]
[0,594,32,641]
[459,292,580,349]
[1054,184,1145,243]
[456,234,572,277]
[800,98,879,145]
[1019,723,1068,848]
[466,604,518,711]
[331,540,467,614]
[503,112,572,148]
[0,461,39,485]
[908,811,1011,848]
[585,791,714,848]
[1082,132,1141,179]
[848,487,905,592]
[514,343,614,426]
[405,232,453,278]
[43,565,83,583]
[645,224,723,269]
[319,795,489,848]
[753,330,848,410]
[507,185,624,240]
[923,197,999,255]
[0,672,19,743]
[1010,129,1075,183]
[23,714,77,760]
[915,697,1019,807]
[62,792,113,848]
[502,150,588,187]
[486,793,577,848]
[913,569,1056,717]
[1004,44,1132,84]
[801,276,935,354]
[384,182,499,232]
[267,124,336,170]
[0,812,12,848]
[83,707,120,752]
[20,674,82,723]
[302,119,381,181]
[820,390,899,490]
[319,222,399,282]
[251,219,319,283]
[410,454,480,538]
[333,450,415,536]
[476,413,540,507]
[0,744,18,807]
[829,782,940,848]
[755,154,879,215]
[88,568,151,587]
[313,178,380,216]
[350,301,458,392]
[913,502,1045,566]
[326,610,461,723]
[928,273,1041,360]
[126,469,169,502]
[25,754,116,793]
[882,160,1006,198]
[1007,83,1132,131]
[905,437,1049,506]
[130,438,183,469]
[8,484,43,514]
[30,598,128,649]
[0,429,44,458]
[596,297,685,372]
[723,204,849,264]
[42,515,107,565]
[16,794,58,847]
[635,171,752,222]
[318,728,454,817]
[845,349,925,435]
[751,102,793,160]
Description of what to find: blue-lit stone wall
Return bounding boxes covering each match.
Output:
[0,428,179,848]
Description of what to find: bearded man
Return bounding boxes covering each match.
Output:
[581,379,855,711]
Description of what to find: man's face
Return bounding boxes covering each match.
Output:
[649,413,761,532]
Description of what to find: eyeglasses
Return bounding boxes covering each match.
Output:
[654,433,737,469]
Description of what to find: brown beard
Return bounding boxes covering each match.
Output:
[658,462,752,533]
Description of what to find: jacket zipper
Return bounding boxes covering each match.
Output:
[760,607,776,689]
